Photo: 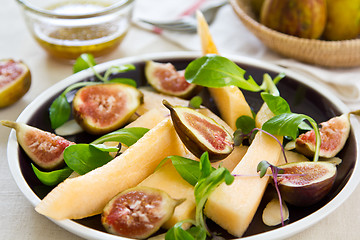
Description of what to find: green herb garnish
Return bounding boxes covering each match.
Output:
[32,164,73,186]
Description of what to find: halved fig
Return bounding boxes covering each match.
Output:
[1,120,74,170]
[295,113,350,158]
[145,61,200,99]
[276,161,337,207]
[0,59,31,108]
[102,186,183,239]
[163,100,234,161]
[72,83,143,135]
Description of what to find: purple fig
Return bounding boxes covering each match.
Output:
[145,61,201,99]
[102,186,183,239]
[72,83,143,135]
[163,100,234,161]
[277,161,337,207]
[1,120,74,170]
[296,113,350,158]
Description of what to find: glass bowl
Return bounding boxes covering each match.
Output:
[16,0,134,61]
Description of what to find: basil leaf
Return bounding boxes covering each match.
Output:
[235,115,255,134]
[261,92,291,115]
[107,78,137,87]
[49,93,71,129]
[64,144,113,175]
[184,55,261,92]
[91,127,150,146]
[73,53,96,73]
[31,164,73,186]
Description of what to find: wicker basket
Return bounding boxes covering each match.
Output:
[230,0,360,68]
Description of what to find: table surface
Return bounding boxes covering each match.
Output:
[1,1,360,240]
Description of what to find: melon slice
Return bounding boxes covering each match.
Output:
[204,104,283,237]
[196,11,253,130]
[139,145,248,229]
[35,118,187,220]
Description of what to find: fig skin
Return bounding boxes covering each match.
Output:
[295,113,351,158]
[1,120,74,170]
[145,61,201,99]
[276,161,337,207]
[260,0,327,39]
[163,100,234,161]
[0,59,31,108]
[72,83,143,135]
[101,186,182,239]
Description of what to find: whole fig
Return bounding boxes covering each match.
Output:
[323,0,360,40]
[260,0,327,39]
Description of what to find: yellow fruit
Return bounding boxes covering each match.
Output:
[323,0,360,40]
[35,118,187,220]
[0,59,31,108]
[204,104,282,237]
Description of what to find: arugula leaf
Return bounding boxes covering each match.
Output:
[261,92,291,115]
[31,164,73,186]
[63,144,113,175]
[199,152,212,180]
[165,222,198,240]
[262,113,320,161]
[259,73,285,96]
[90,143,120,152]
[184,54,261,92]
[91,127,149,146]
[73,53,96,73]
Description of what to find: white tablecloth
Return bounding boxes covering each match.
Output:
[1,0,360,239]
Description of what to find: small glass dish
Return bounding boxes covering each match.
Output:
[16,0,134,61]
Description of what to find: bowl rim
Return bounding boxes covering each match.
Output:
[15,0,134,19]
[7,51,360,240]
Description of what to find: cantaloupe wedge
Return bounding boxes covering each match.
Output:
[35,118,187,220]
[196,11,253,130]
[204,104,283,237]
[139,145,248,229]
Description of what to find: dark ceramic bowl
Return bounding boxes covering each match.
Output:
[6,52,360,240]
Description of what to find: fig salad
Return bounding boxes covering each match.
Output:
[4,53,358,240]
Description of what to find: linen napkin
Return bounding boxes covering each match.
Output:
[133,0,360,108]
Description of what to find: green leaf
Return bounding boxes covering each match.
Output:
[257,160,271,178]
[103,64,136,81]
[107,78,137,87]
[91,127,150,146]
[189,96,203,109]
[259,73,285,96]
[63,144,113,175]
[235,115,255,134]
[262,113,320,161]
[73,53,96,73]
[261,92,291,115]
[187,226,207,240]
[166,222,195,240]
[199,152,212,180]
[90,143,120,152]
[31,164,73,186]
[184,55,261,92]
[49,93,71,129]
[166,155,202,186]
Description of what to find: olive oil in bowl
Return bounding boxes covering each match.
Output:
[19,0,134,61]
